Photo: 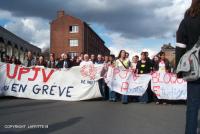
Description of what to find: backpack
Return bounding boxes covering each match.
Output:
[176,37,200,81]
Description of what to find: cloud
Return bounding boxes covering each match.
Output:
[0,0,192,53]
[0,0,191,39]
[1,12,49,49]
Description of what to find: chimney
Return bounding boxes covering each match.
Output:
[57,10,65,18]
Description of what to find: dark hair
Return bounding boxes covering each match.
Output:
[185,0,200,17]
[141,52,147,59]
[134,55,139,59]
[109,54,115,60]
[117,50,126,59]
[159,51,165,56]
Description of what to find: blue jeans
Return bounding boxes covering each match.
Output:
[185,82,200,134]
[109,88,116,101]
[122,95,128,104]
[139,90,149,103]
[98,78,106,99]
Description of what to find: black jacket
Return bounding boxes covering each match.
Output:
[56,59,71,69]
[176,14,200,81]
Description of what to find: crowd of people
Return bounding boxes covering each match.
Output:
[0,49,176,105]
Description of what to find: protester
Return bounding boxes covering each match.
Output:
[47,53,56,68]
[80,54,93,67]
[9,56,17,64]
[71,56,81,66]
[108,54,116,66]
[95,54,104,64]
[94,54,107,100]
[159,52,171,73]
[131,55,139,72]
[153,52,171,105]
[136,52,152,103]
[23,51,36,67]
[56,53,72,69]
[90,54,96,64]
[176,0,200,133]
[114,50,130,104]
[35,55,47,67]
[152,55,160,72]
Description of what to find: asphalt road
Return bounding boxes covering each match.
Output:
[0,97,189,134]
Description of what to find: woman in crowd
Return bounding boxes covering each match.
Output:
[136,52,152,103]
[47,53,56,68]
[36,55,47,67]
[153,52,171,105]
[71,56,81,66]
[152,55,160,72]
[131,55,139,73]
[176,0,200,133]
[9,56,17,64]
[113,50,130,104]
[158,52,171,73]
[90,54,96,64]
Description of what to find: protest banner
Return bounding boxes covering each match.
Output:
[0,62,103,101]
[106,67,187,100]
[105,67,151,96]
[151,72,187,100]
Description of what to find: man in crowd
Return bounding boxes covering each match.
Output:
[56,53,72,69]
[23,51,36,67]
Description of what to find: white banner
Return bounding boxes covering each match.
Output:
[105,67,187,100]
[0,62,103,101]
[151,72,187,100]
[105,67,151,96]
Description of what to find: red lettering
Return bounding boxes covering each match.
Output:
[163,73,171,84]
[6,64,19,79]
[18,67,30,80]
[119,69,129,79]
[114,68,120,76]
[121,82,129,92]
[152,72,160,83]
[42,69,54,82]
[28,67,41,81]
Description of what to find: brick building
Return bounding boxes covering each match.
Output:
[50,11,110,58]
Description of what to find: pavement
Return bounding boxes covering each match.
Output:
[0,97,189,134]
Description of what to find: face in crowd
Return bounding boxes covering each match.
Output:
[104,56,109,62]
[97,54,102,61]
[126,52,129,59]
[27,51,32,59]
[141,52,146,61]
[160,52,165,60]
[118,50,126,59]
[153,56,159,62]
[50,53,55,62]
[132,55,139,63]
[84,54,89,61]
[39,56,44,63]
[90,54,95,61]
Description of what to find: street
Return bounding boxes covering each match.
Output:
[0,97,189,134]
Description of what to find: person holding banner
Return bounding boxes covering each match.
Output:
[136,52,152,103]
[23,51,36,67]
[114,50,130,104]
[176,0,200,133]
[80,54,93,67]
[154,52,171,105]
[56,53,72,69]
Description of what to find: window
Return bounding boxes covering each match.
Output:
[69,39,78,47]
[69,25,79,33]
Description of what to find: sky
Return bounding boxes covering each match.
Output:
[0,0,192,58]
